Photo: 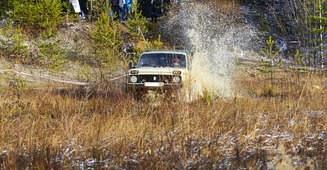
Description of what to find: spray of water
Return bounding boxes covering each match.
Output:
[161,1,260,100]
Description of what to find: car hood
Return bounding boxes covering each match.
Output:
[130,67,188,75]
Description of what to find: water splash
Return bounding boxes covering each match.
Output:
[161,1,260,100]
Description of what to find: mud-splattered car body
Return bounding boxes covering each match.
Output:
[126,50,190,94]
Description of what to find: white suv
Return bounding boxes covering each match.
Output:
[127,50,190,95]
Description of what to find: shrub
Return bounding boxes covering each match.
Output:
[0,23,29,63]
[0,0,11,18]
[10,0,64,36]
[38,39,68,71]
[125,0,148,39]
[91,2,122,70]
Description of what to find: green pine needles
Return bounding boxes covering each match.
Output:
[0,23,29,64]
[91,2,121,70]
[125,0,148,39]
[310,0,327,68]
[11,0,64,36]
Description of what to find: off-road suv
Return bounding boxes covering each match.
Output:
[126,50,190,95]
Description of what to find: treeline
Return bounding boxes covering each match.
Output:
[245,0,327,68]
[1,0,326,69]
[287,0,327,68]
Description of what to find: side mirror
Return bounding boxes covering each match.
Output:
[128,61,134,69]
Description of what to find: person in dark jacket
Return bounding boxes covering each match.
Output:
[110,0,120,20]
[150,0,161,23]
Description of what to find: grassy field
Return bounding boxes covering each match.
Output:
[0,63,326,169]
[0,0,326,169]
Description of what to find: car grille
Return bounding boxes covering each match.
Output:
[130,75,180,83]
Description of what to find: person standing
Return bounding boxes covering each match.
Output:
[124,0,133,20]
[110,0,120,20]
[151,0,161,23]
[119,0,126,20]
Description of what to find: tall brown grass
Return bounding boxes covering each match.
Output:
[0,65,326,169]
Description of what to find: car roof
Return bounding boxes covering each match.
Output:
[141,50,190,55]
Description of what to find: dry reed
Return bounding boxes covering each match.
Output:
[0,65,326,169]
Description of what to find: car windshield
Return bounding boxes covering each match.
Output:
[137,53,186,68]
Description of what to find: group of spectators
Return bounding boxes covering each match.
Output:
[109,0,162,22]
[79,0,163,22]
[110,0,133,21]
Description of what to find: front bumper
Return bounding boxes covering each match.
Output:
[127,82,182,91]
[126,74,183,91]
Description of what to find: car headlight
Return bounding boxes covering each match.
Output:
[173,70,181,75]
[130,76,138,83]
[172,76,181,83]
[130,70,139,74]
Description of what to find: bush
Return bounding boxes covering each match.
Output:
[38,39,68,71]
[10,0,64,35]
[0,0,11,19]
[91,2,122,70]
[125,0,148,39]
[0,23,29,63]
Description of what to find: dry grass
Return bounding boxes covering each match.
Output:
[211,0,241,11]
[0,64,326,169]
[1,1,324,169]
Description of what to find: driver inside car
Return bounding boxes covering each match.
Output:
[173,57,181,67]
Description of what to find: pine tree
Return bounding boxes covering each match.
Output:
[91,2,122,70]
[38,39,67,71]
[10,0,64,35]
[310,0,327,68]
[0,0,11,18]
[37,0,64,36]
[11,0,38,26]
[88,0,106,21]
[125,0,148,39]
[0,24,29,63]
